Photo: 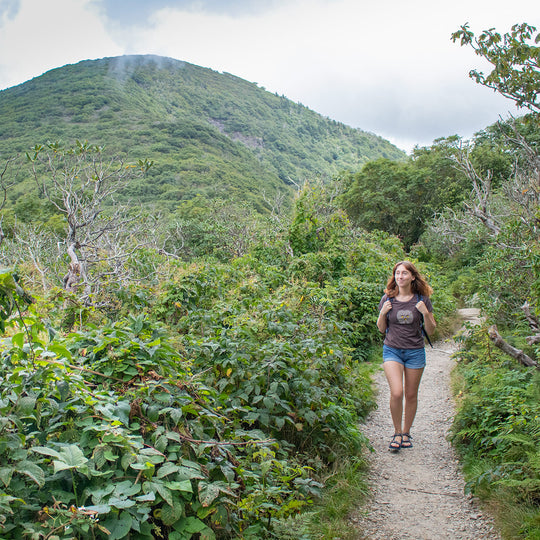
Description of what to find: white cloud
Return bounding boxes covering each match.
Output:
[0,0,122,89]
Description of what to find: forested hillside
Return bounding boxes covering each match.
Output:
[0,54,403,213]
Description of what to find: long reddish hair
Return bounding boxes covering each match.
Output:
[384,261,433,298]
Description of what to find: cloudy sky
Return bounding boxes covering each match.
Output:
[0,0,538,153]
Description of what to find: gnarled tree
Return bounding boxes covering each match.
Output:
[27,140,152,303]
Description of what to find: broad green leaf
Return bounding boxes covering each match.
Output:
[56,381,70,402]
[155,434,168,452]
[263,396,274,410]
[15,461,45,487]
[155,482,173,506]
[47,344,73,361]
[0,493,24,506]
[219,464,235,482]
[169,409,183,424]
[108,496,135,509]
[16,396,36,415]
[198,482,220,507]
[0,269,17,290]
[164,480,193,493]
[53,460,76,473]
[11,332,24,349]
[89,484,115,503]
[100,513,133,540]
[160,500,184,526]
[84,504,111,514]
[135,492,156,502]
[113,480,141,497]
[52,445,88,472]
[92,446,107,469]
[32,446,62,460]
[121,452,137,470]
[200,526,217,540]
[103,433,126,444]
[0,467,13,487]
[183,516,207,533]
[104,450,118,461]
[156,462,180,478]
[166,430,182,442]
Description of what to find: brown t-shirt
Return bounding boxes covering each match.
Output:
[378,294,433,349]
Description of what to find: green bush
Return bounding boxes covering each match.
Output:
[0,301,318,538]
[451,328,540,538]
[154,262,373,463]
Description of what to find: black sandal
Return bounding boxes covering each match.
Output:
[401,433,413,448]
[388,433,402,452]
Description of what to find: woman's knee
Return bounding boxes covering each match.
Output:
[404,390,418,402]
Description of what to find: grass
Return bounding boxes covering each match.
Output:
[304,454,371,539]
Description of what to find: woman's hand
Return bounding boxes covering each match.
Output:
[415,300,428,316]
[416,300,436,335]
[380,299,393,315]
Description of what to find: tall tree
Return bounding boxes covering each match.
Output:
[452,22,540,113]
[340,159,437,249]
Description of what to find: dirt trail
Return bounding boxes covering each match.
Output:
[350,309,501,539]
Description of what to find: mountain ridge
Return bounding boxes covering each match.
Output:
[0,54,405,213]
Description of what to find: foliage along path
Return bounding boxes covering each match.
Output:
[350,309,501,540]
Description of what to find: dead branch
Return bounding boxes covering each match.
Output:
[522,301,540,345]
[488,325,538,368]
[453,151,502,236]
[522,301,540,331]
[0,156,19,246]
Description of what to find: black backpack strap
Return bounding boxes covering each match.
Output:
[384,294,392,333]
[416,294,433,348]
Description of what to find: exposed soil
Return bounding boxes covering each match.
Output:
[350,309,501,539]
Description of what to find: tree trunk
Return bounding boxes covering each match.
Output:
[487,325,538,368]
[63,242,82,292]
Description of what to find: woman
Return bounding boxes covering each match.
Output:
[376,261,436,451]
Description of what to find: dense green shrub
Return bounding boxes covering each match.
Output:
[0,303,319,538]
[154,261,375,463]
[451,328,540,539]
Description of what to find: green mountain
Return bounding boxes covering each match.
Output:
[0,55,404,213]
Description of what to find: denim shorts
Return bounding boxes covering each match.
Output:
[383,345,426,369]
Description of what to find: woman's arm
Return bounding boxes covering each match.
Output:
[377,299,392,333]
[416,300,436,335]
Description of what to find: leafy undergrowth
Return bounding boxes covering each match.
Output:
[0,236,392,539]
[0,308,326,538]
[450,327,540,540]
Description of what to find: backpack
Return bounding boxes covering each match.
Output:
[386,293,433,348]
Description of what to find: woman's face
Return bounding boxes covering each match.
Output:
[394,264,415,289]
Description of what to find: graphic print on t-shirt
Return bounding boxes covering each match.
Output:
[396,309,414,324]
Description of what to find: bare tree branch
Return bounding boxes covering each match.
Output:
[488,325,538,368]
[27,141,151,301]
[453,148,503,235]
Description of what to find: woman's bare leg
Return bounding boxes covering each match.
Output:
[403,366,424,439]
[383,361,405,434]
